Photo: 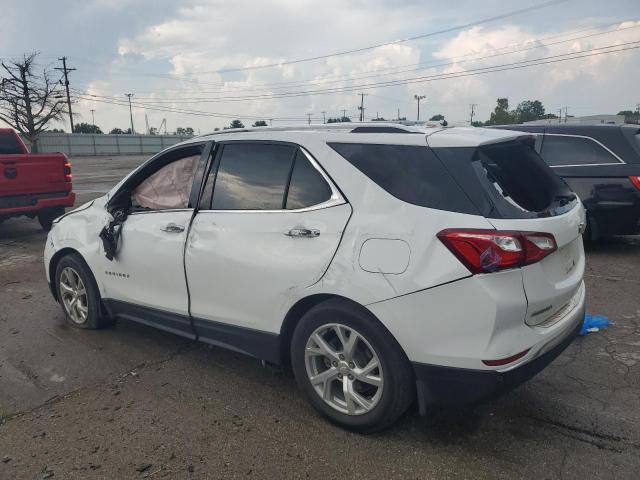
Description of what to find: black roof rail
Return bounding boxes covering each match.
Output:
[350,126,421,134]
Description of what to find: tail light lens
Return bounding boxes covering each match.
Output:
[63,160,72,182]
[437,229,557,274]
[630,176,640,190]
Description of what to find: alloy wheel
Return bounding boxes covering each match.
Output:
[59,267,89,324]
[304,323,383,415]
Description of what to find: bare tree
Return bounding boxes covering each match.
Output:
[0,53,67,151]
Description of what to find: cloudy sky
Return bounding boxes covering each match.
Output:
[1,0,638,133]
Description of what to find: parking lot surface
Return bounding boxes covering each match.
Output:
[1,155,639,479]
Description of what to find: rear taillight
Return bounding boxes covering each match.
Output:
[630,176,640,190]
[63,160,72,182]
[437,229,557,274]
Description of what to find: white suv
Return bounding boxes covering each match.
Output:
[44,124,586,432]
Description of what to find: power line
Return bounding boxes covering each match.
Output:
[75,41,640,104]
[54,57,76,133]
[70,22,640,100]
[188,0,569,75]
[71,44,640,121]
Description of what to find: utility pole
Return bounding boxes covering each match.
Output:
[306,113,312,125]
[342,109,347,120]
[269,118,273,126]
[469,104,478,125]
[414,95,426,121]
[557,108,562,124]
[358,93,368,122]
[397,108,401,121]
[321,111,326,124]
[125,93,135,133]
[55,57,76,133]
[90,109,95,126]
[562,106,569,123]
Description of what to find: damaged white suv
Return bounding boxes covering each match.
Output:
[45,124,586,432]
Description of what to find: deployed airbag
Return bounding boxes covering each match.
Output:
[133,155,200,210]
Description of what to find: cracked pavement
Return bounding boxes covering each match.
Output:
[1,155,639,479]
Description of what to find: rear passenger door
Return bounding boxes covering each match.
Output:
[185,142,351,341]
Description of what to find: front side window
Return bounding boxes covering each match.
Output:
[541,135,621,166]
[211,143,296,210]
[131,146,202,210]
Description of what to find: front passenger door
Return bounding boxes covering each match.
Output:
[100,144,207,337]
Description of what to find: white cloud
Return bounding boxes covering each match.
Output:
[33,2,640,131]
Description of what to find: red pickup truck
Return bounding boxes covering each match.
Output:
[0,128,75,230]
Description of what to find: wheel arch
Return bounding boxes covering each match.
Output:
[48,247,89,301]
[278,293,407,368]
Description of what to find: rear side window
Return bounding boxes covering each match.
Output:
[0,132,23,154]
[286,150,332,209]
[328,143,477,214]
[541,135,621,166]
[211,143,295,210]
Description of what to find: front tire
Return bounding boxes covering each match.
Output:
[54,253,109,329]
[291,299,414,433]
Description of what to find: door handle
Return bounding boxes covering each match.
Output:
[286,227,320,238]
[161,223,185,233]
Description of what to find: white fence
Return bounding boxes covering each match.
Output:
[34,133,194,157]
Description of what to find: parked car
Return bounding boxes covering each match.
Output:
[490,124,640,240]
[0,128,75,230]
[44,124,586,432]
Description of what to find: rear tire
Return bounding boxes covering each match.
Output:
[291,299,414,433]
[38,206,65,231]
[54,253,110,329]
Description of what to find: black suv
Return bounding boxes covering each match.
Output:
[492,124,640,239]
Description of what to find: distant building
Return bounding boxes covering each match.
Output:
[523,114,625,125]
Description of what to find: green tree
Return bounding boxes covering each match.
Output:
[514,100,546,123]
[228,120,244,129]
[326,116,351,123]
[471,121,484,127]
[372,116,386,121]
[48,128,65,133]
[429,114,444,121]
[252,120,268,127]
[485,98,517,125]
[618,110,640,124]
[175,127,195,135]
[74,122,102,134]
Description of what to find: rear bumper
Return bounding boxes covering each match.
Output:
[412,298,584,414]
[0,191,75,216]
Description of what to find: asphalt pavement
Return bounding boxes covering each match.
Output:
[1,155,639,479]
